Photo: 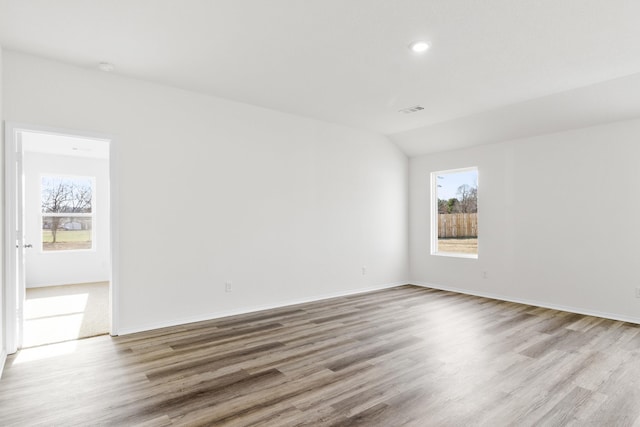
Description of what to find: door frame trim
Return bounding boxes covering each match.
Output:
[4,122,21,354]
[4,122,120,354]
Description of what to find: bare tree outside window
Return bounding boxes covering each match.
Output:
[41,176,94,251]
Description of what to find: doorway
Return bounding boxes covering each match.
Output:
[5,125,118,352]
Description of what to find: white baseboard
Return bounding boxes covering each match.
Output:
[0,349,7,379]
[412,281,640,325]
[117,282,407,336]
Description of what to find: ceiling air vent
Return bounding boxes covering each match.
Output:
[399,105,424,114]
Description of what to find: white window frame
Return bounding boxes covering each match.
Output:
[430,166,479,259]
[40,174,97,253]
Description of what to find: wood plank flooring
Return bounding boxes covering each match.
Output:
[1,285,640,426]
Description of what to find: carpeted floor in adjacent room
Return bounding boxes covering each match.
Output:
[23,281,110,348]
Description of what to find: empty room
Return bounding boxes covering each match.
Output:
[1,1,640,425]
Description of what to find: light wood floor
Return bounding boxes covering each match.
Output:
[1,285,640,426]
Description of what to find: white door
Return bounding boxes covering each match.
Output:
[5,125,27,353]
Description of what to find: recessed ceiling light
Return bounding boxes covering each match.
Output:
[409,41,430,54]
[98,62,114,72]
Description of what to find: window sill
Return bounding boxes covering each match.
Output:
[431,252,478,259]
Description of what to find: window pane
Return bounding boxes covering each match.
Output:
[41,175,94,252]
[435,168,478,256]
[41,176,92,214]
[42,216,92,251]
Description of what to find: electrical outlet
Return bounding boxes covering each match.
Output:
[225,281,232,293]
[362,266,367,275]
[482,271,488,279]
[636,287,640,298]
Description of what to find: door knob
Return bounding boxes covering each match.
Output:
[23,244,33,248]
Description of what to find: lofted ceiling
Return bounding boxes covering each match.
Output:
[1,0,640,156]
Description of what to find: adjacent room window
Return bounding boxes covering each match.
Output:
[432,167,478,258]
[41,175,94,251]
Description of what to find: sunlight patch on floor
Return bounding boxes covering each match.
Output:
[12,340,79,365]
[25,293,89,319]
[23,312,86,348]
[23,282,109,348]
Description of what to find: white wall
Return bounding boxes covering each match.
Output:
[23,152,110,287]
[0,44,5,369]
[3,51,409,334]
[410,118,640,322]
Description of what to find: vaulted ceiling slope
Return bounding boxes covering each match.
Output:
[1,0,640,156]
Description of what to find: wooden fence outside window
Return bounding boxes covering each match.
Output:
[438,213,478,238]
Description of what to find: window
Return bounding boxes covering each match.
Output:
[431,167,478,258]
[41,176,94,251]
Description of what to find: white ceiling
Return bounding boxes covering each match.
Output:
[2,0,640,156]
[22,131,110,159]
[393,72,640,156]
